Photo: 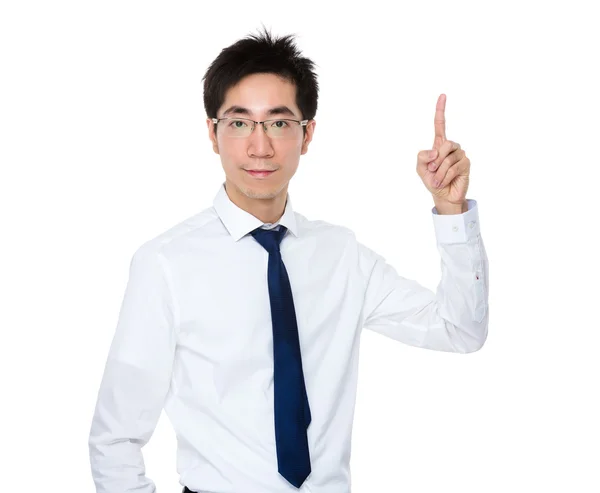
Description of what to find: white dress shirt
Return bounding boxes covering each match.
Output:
[88,182,489,493]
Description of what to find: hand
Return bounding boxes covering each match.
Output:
[416,94,470,207]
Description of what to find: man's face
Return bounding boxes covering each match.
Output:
[207,72,315,202]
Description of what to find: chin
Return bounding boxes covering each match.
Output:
[241,185,281,200]
[238,177,285,199]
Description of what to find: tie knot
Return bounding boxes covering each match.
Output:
[250,226,287,254]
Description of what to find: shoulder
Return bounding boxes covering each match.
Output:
[294,213,381,277]
[131,206,220,262]
[294,212,357,244]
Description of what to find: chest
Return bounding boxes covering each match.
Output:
[171,239,364,363]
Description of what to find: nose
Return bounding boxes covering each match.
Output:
[247,123,274,158]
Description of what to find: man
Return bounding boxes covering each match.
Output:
[88,28,489,493]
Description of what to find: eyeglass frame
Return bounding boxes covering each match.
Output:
[211,117,309,137]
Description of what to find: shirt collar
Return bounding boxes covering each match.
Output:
[212,181,299,242]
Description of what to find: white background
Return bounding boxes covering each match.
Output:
[1,1,599,492]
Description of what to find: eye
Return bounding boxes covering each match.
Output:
[230,120,248,128]
[271,120,289,128]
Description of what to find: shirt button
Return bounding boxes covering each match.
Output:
[469,221,476,229]
[452,226,458,232]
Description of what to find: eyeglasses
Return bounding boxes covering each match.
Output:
[212,117,308,139]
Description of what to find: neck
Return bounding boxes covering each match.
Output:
[224,179,287,224]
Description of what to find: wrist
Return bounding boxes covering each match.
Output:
[434,200,468,215]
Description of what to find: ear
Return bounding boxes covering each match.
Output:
[300,120,316,155]
[207,118,219,154]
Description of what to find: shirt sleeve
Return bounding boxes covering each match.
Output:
[88,244,178,492]
[359,199,489,353]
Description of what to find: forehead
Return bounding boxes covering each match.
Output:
[219,73,301,118]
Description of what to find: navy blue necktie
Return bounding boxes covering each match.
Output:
[250,225,312,489]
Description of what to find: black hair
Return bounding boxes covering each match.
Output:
[202,26,319,135]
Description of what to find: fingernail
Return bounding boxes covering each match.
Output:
[429,150,437,159]
[428,162,436,171]
[433,179,440,187]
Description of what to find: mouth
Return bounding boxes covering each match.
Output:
[244,169,277,179]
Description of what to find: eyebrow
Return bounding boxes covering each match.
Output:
[221,105,298,118]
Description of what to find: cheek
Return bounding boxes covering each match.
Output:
[218,141,245,164]
[280,139,303,158]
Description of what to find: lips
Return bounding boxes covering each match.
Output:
[245,169,276,178]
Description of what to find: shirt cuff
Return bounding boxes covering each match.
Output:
[431,199,479,244]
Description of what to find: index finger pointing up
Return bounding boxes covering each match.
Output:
[433,93,447,149]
